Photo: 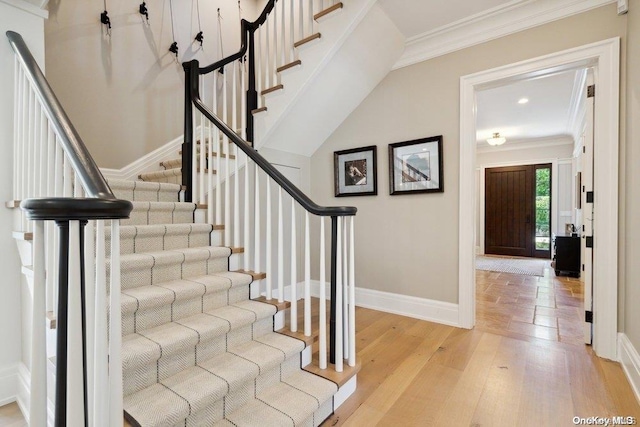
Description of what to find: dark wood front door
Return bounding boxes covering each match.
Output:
[485,165,534,257]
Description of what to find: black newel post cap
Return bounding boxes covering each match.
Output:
[21,198,133,221]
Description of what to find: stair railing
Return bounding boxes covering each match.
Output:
[185,58,357,372]
[7,31,132,427]
[183,0,342,205]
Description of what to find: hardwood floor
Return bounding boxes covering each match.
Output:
[3,268,638,426]
[327,267,640,426]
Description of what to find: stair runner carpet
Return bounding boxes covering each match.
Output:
[108,179,337,426]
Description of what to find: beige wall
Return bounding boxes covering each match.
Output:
[310,4,626,304]
[44,0,261,169]
[624,2,640,349]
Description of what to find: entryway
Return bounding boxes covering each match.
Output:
[459,38,620,360]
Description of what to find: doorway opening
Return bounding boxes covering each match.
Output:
[458,38,620,360]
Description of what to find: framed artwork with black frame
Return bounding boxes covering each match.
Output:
[334,145,377,197]
[388,135,444,195]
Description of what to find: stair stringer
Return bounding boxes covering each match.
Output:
[256,3,405,157]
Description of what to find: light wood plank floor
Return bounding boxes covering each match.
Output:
[3,268,638,426]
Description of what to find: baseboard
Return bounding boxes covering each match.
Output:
[269,280,459,327]
[16,363,29,424]
[618,333,640,405]
[0,364,18,407]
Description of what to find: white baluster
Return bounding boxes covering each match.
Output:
[192,109,197,204]
[281,0,286,66]
[63,154,73,197]
[265,13,271,90]
[39,111,47,197]
[13,58,20,199]
[266,178,272,299]
[290,200,297,332]
[335,217,343,372]
[343,215,348,360]
[199,113,206,205]
[46,126,55,312]
[214,73,222,227]
[298,0,304,40]
[84,220,96,424]
[67,220,86,427]
[308,0,314,36]
[93,221,108,426]
[224,67,231,245]
[319,217,327,369]
[207,117,214,225]
[254,165,261,274]
[244,156,251,271]
[241,59,247,140]
[257,27,263,100]
[30,221,47,426]
[304,211,311,336]
[233,65,240,249]
[290,0,295,62]
[273,5,279,73]
[109,220,123,427]
[277,187,284,302]
[348,216,356,367]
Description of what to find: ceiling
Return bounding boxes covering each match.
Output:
[377,0,585,148]
[476,70,583,146]
[377,0,527,39]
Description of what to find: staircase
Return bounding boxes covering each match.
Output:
[106,180,338,426]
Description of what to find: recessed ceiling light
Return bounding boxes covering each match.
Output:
[518,98,529,104]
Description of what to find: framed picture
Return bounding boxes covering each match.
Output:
[334,145,377,197]
[388,136,443,195]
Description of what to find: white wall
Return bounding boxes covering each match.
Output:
[0,0,46,406]
[44,0,262,169]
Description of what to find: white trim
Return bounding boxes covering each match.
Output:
[476,136,573,154]
[354,287,459,327]
[333,375,357,410]
[618,333,640,405]
[460,38,620,359]
[274,281,460,327]
[567,69,588,143]
[0,364,18,407]
[394,0,615,70]
[16,363,29,424]
[478,157,564,256]
[0,0,48,18]
[100,132,186,181]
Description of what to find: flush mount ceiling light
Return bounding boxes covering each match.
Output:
[518,98,529,104]
[487,132,506,146]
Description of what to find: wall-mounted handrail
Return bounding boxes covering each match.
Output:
[185,60,356,217]
[6,31,116,201]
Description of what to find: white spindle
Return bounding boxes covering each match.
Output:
[233,66,240,249]
[13,58,20,199]
[342,215,348,360]
[63,154,73,197]
[199,112,206,205]
[46,126,56,312]
[319,217,327,369]
[273,6,279,74]
[290,200,297,332]
[254,166,261,274]
[348,216,356,367]
[290,0,295,61]
[207,117,214,225]
[214,74,222,227]
[93,221,109,426]
[192,109,197,203]
[257,27,263,99]
[84,219,96,423]
[277,187,284,302]
[308,0,314,36]
[244,156,251,271]
[30,221,47,426]
[280,0,286,66]
[298,0,304,40]
[241,60,247,140]
[224,66,231,245]
[30,97,39,199]
[232,62,238,134]
[335,217,343,372]
[67,221,86,426]
[304,211,311,336]
[258,16,272,89]
[108,220,123,426]
[266,178,272,299]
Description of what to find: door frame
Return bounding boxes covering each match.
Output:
[479,158,562,258]
[459,38,620,361]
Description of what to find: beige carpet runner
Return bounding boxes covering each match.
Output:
[108,179,337,427]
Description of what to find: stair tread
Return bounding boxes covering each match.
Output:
[314,2,343,21]
[294,32,321,48]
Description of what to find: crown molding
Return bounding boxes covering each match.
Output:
[0,0,48,18]
[392,0,615,70]
[476,135,574,153]
[567,68,588,143]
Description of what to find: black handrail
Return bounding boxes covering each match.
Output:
[197,0,276,75]
[6,31,117,201]
[185,60,356,217]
